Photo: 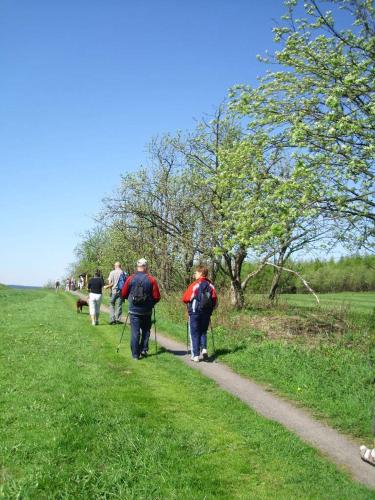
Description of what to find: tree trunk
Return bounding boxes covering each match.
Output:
[268,266,283,301]
[268,245,288,301]
[230,279,244,309]
[184,253,194,286]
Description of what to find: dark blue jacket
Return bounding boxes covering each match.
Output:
[121,272,161,316]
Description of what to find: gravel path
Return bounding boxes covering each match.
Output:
[73,292,375,490]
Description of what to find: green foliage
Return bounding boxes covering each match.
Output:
[231,0,375,246]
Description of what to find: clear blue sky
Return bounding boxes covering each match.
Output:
[0,0,287,286]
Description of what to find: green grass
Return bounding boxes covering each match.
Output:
[156,293,375,441]
[280,292,375,314]
[1,287,374,498]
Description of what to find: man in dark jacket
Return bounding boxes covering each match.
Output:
[121,258,160,360]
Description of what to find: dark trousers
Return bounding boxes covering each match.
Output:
[189,313,211,357]
[130,314,152,358]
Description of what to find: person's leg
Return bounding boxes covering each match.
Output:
[199,313,211,359]
[116,294,123,322]
[95,294,102,324]
[88,293,96,325]
[189,315,200,361]
[360,405,375,465]
[140,315,152,355]
[109,292,116,323]
[130,314,141,359]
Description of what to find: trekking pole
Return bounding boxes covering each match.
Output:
[116,313,129,353]
[153,308,157,355]
[210,320,216,356]
[186,320,189,355]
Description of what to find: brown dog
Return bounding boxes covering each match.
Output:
[76,299,89,313]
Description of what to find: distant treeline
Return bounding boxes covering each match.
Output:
[237,256,375,294]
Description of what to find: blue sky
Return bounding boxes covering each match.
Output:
[0,0,288,286]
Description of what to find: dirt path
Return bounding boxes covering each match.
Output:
[73,292,375,490]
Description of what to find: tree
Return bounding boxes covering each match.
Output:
[102,135,207,290]
[73,227,107,277]
[231,0,375,248]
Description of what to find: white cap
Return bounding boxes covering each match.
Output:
[137,258,148,267]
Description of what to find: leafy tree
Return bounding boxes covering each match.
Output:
[231,0,375,248]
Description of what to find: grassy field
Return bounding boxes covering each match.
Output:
[1,287,374,498]
[280,292,375,314]
[156,292,375,441]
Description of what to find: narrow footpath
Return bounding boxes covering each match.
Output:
[73,291,375,490]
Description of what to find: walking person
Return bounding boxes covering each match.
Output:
[78,275,84,290]
[182,265,217,362]
[104,261,127,324]
[360,403,375,466]
[121,258,160,360]
[87,270,105,326]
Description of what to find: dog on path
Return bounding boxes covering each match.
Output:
[76,298,89,313]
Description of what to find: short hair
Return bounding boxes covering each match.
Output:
[196,265,208,277]
[94,269,101,277]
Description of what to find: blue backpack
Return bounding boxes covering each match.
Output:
[196,281,214,312]
[116,272,127,293]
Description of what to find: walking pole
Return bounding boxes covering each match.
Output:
[116,313,129,353]
[186,320,189,355]
[153,308,157,355]
[210,320,216,356]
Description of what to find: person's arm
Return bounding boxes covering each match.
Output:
[121,275,133,299]
[149,276,161,304]
[103,272,113,290]
[210,284,218,308]
[182,281,199,303]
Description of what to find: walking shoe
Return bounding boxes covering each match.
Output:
[192,356,199,362]
[360,446,375,466]
[109,320,116,325]
[202,349,208,361]
[92,320,96,326]
[140,351,148,358]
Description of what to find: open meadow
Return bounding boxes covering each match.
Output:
[280,292,375,315]
[1,286,374,498]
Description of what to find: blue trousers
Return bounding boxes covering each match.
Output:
[189,313,211,357]
[130,314,152,358]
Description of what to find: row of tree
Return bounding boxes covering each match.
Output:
[71,0,374,308]
[239,255,375,294]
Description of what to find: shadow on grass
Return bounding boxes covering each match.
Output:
[207,344,246,362]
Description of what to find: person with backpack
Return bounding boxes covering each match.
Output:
[182,265,217,362]
[105,261,127,324]
[121,258,160,360]
[87,269,105,326]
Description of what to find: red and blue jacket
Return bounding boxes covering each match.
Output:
[182,277,217,316]
[121,272,161,315]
